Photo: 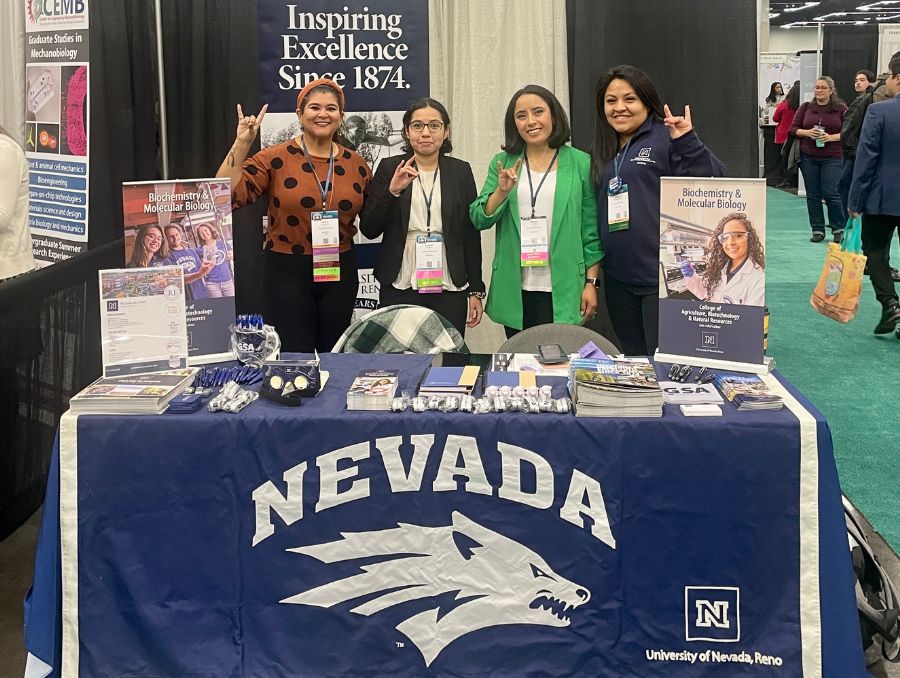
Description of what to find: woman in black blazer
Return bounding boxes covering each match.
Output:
[359,98,485,335]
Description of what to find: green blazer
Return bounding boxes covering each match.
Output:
[469,145,602,330]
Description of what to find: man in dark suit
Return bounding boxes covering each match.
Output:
[849,53,900,335]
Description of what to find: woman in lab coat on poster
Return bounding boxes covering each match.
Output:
[684,212,766,306]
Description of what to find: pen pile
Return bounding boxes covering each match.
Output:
[195,365,263,388]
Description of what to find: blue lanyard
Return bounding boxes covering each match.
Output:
[300,136,335,210]
[613,139,632,183]
[417,164,440,234]
[524,148,560,218]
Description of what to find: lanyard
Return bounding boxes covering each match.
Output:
[613,139,632,183]
[524,148,559,218]
[300,136,335,210]
[417,164,440,234]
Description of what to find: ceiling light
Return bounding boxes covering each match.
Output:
[784,2,821,11]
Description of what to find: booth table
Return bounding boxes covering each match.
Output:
[25,354,865,677]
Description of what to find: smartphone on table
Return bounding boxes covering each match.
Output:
[536,344,567,365]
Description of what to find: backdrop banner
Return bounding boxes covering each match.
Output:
[758,53,800,124]
[257,0,429,320]
[24,0,90,265]
[656,178,767,372]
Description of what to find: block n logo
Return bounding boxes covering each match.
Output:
[685,586,740,642]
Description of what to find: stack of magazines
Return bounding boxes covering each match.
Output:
[346,369,399,411]
[569,357,663,417]
[69,368,198,414]
[714,373,784,411]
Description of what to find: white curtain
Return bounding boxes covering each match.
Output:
[429,0,569,351]
[0,0,26,140]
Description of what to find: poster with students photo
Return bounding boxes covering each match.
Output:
[656,177,768,372]
[122,179,236,363]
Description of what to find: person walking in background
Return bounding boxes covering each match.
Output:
[359,98,484,336]
[216,78,371,351]
[790,76,847,244]
[590,64,725,355]
[470,85,602,338]
[839,69,876,216]
[848,54,900,336]
[773,81,800,189]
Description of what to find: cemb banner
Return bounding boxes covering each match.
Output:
[24,0,91,265]
[122,179,236,363]
[656,178,767,372]
[257,0,429,320]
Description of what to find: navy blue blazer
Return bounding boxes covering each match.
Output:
[849,94,900,217]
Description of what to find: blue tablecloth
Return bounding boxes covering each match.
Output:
[24,353,865,677]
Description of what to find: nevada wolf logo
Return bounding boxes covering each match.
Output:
[282,511,591,666]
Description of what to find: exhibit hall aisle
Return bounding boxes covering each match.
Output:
[763,187,900,551]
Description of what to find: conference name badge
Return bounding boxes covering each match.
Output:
[311,210,340,282]
[520,216,549,266]
[607,185,629,232]
[415,233,444,294]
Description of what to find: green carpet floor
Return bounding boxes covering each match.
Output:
[765,187,900,549]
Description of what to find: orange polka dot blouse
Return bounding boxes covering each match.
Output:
[232,138,371,255]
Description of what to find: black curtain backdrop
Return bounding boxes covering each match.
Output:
[160,0,266,316]
[88,1,159,247]
[823,25,879,104]
[566,0,757,178]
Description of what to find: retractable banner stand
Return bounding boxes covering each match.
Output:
[121,179,236,364]
[656,178,768,373]
[24,0,91,266]
[257,0,429,320]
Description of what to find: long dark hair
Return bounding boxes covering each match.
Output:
[591,65,665,181]
[401,97,452,155]
[702,213,765,296]
[501,84,571,154]
[765,82,783,105]
[785,80,801,110]
[128,225,170,268]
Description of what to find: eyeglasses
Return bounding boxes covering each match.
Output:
[144,233,162,242]
[717,232,748,244]
[408,121,445,133]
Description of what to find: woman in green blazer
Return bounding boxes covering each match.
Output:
[470,84,603,337]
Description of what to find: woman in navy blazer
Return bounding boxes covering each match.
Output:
[359,98,484,335]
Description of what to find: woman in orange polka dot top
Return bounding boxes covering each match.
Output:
[216,78,371,352]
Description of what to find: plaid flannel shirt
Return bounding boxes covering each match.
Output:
[332,305,468,354]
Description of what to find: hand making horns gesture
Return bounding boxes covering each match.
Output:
[497,158,522,193]
[388,157,419,195]
[663,104,693,140]
[235,103,268,144]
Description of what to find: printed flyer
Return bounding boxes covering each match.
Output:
[656,178,768,372]
[99,266,188,377]
[24,0,91,265]
[122,179,235,363]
